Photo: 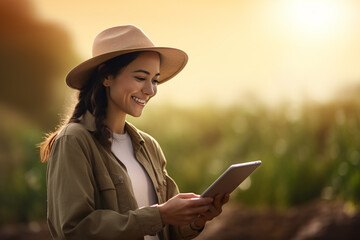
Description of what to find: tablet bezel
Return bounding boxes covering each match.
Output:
[200,160,262,198]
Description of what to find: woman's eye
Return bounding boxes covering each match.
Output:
[135,76,146,81]
[152,79,159,84]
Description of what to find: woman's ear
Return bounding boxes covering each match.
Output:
[103,74,113,87]
[103,78,110,87]
[97,64,111,87]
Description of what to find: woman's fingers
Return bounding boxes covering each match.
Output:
[198,193,230,221]
[175,193,213,207]
[158,193,213,226]
[213,193,229,210]
[200,202,220,220]
[157,193,228,226]
[213,194,223,209]
[191,205,211,214]
[189,193,231,229]
[177,193,201,199]
[221,193,230,204]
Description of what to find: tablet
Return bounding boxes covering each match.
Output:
[200,160,262,198]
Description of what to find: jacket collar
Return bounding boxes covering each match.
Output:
[80,111,145,150]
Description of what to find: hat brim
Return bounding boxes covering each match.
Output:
[66,47,188,89]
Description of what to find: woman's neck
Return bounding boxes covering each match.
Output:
[104,108,127,134]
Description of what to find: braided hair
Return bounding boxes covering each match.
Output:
[40,51,142,162]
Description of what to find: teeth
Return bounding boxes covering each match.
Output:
[132,96,146,104]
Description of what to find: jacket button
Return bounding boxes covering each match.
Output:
[118,176,124,183]
[163,179,167,185]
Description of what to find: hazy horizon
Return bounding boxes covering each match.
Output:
[31,0,360,107]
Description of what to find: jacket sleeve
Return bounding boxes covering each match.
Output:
[152,139,203,240]
[47,133,163,240]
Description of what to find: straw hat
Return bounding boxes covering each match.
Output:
[66,25,188,89]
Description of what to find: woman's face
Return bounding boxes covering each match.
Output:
[104,51,160,118]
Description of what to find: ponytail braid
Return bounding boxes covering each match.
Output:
[39,51,142,162]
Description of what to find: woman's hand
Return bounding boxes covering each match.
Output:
[192,193,230,228]
[157,193,213,226]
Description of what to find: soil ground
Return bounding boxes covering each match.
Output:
[195,200,360,240]
[1,200,359,240]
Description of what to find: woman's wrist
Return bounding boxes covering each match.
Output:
[157,203,169,225]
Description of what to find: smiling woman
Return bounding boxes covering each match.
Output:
[39,25,229,240]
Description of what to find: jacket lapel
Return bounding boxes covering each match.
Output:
[80,111,163,204]
[126,122,163,203]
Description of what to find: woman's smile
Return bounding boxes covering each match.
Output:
[131,96,147,106]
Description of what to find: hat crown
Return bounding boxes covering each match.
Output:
[66,25,188,89]
[92,25,155,57]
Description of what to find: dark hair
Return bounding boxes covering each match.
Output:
[40,51,142,162]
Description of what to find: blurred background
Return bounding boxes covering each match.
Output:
[0,0,359,239]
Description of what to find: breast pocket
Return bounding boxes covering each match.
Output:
[109,173,136,212]
[96,174,117,210]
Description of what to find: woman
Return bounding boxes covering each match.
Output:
[40,25,229,240]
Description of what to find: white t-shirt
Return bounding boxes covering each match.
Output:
[111,131,159,240]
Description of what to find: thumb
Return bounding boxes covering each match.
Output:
[177,193,200,199]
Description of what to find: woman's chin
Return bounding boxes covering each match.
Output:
[129,111,143,118]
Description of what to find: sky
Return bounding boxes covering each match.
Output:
[31,0,360,107]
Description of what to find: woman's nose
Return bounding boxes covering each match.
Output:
[142,80,157,96]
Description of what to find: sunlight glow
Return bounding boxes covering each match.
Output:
[287,0,340,34]
[30,0,360,106]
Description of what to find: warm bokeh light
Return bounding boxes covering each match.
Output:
[30,0,360,107]
[287,0,340,34]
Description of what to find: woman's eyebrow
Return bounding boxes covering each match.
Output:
[133,69,160,76]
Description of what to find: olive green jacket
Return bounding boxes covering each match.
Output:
[46,111,201,240]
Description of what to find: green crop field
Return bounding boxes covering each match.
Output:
[1,96,359,225]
